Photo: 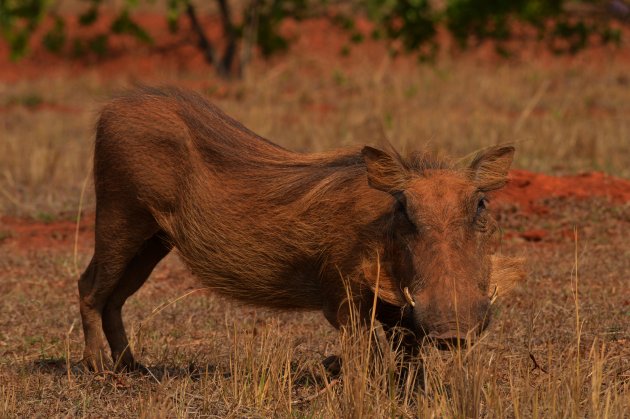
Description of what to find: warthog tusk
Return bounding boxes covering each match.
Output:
[403,287,416,308]
[490,284,498,304]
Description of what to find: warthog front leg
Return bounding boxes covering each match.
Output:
[102,233,172,371]
[78,212,167,372]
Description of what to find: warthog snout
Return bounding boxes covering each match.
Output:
[415,298,492,347]
[413,255,525,349]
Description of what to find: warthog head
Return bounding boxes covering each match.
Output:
[362,145,525,346]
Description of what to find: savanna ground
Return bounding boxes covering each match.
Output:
[1,8,630,418]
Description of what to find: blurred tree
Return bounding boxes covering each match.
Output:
[1,0,48,60]
[360,0,624,59]
[170,0,308,76]
[0,0,625,75]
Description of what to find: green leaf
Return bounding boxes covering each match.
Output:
[43,15,66,52]
[79,6,99,26]
[111,10,153,44]
[350,31,364,44]
[88,34,109,56]
[9,29,30,60]
[166,1,181,34]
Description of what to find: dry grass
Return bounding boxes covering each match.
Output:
[1,54,630,216]
[0,198,629,417]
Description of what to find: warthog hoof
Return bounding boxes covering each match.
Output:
[322,354,342,377]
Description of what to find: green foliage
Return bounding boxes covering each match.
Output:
[353,0,620,60]
[5,92,43,107]
[440,0,619,56]
[601,27,622,45]
[111,9,152,44]
[368,0,437,52]
[1,0,152,60]
[248,0,308,57]
[552,20,590,53]
[78,4,99,27]
[87,34,109,57]
[445,0,562,45]
[0,0,623,69]
[0,0,47,59]
[166,0,182,32]
[42,15,65,53]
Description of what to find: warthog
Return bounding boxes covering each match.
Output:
[79,86,524,371]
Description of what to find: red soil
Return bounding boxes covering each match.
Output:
[495,170,630,214]
[0,215,94,251]
[1,169,629,251]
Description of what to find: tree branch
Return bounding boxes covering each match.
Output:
[240,0,261,77]
[185,1,217,66]
[216,0,237,76]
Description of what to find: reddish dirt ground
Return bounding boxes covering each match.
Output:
[2,170,629,252]
[496,170,630,213]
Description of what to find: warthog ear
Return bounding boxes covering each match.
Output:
[362,146,409,195]
[469,146,515,192]
[489,255,526,303]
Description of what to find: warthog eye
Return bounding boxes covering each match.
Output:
[476,197,487,216]
[393,193,418,233]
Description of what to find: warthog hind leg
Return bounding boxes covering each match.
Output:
[78,258,109,371]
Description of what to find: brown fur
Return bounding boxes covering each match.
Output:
[78,86,524,370]
[490,255,527,301]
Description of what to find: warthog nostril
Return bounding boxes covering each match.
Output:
[427,335,466,351]
[425,331,474,350]
[423,323,483,350]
